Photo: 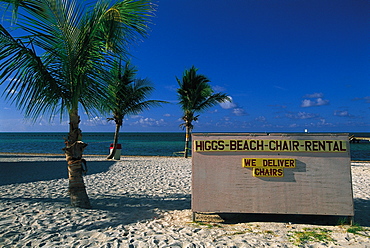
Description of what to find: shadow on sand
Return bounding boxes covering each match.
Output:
[205,198,370,227]
[0,159,115,186]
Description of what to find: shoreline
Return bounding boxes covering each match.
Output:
[0,156,369,247]
[1,152,370,163]
[0,153,182,158]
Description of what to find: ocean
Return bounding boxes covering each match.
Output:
[0,132,369,161]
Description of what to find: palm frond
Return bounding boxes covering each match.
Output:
[0,23,61,119]
[194,93,230,112]
[176,66,231,129]
[107,60,167,126]
[0,0,155,121]
[99,0,155,56]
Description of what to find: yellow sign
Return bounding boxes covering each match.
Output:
[253,168,284,177]
[194,139,347,152]
[242,158,296,168]
[242,158,296,178]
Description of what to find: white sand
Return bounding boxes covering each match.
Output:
[0,155,369,247]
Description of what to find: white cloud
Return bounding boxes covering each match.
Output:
[316,119,334,127]
[83,116,110,126]
[316,98,329,106]
[165,85,177,92]
[286,112,319,120]
[269,104,287,109]
[212,85,226,92]
[255,116,266,122]
[219,96,236,109]
[232,108,248,116]
[353,96,370,103]
[163,113,171,117]
[222,116,231,122]
[289,123,299,128]
[301,93,329,107]
[218,96,248,116]
[301,98,329,107]
[334,110,352,117]
[300,99,314,107]
[131,117,166,127]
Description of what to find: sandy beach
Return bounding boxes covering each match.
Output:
[0,154,369,247]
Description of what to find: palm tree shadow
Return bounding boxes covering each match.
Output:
[216,198,370,227]
[0,159,116,186]
[353,198,370,227]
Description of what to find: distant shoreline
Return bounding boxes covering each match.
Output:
[1,152,370,162]
[1,132,369,159]
[0,152,184,158]
[0,131,370,135]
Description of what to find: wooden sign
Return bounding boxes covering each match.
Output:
[192,133,354,219]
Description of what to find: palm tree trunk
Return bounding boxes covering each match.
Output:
[63,110,91,208]
[184,126,191,158]
[107,123,121,159]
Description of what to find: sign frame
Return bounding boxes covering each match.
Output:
[191,133,354,221]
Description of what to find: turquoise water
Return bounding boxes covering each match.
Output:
[0,132,185,157]
[0,132,369,160]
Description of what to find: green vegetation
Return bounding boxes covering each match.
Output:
[177,66,231,158]
[230,231,248,235]
[105,60,167,159]
[264,230,275,235]
[346,224,370,237]
[288,228,335,246]
[192,221,223,229]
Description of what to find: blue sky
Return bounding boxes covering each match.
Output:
[0,0,369,133]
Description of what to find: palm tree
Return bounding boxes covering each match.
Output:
[177,66,231,158]
[0,0,154,208]
[106,60,167,159]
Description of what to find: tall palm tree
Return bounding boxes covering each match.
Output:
[177,66,231,158]
[106,60,167,159]
[0,0,154,208]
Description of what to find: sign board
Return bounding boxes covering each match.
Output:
[192,133,354,217]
